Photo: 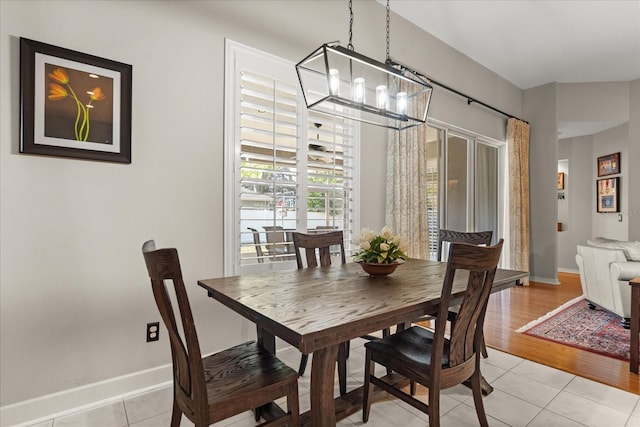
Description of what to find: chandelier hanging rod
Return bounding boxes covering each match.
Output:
[388,57,528,124]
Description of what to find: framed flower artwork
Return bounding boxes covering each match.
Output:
[20,38,132,163]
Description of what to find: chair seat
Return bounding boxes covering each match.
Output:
[365,326,450,369]
[204,341,298,417]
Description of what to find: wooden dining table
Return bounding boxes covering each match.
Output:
[198,258,528,427]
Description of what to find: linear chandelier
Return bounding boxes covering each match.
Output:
[296,0,433,131]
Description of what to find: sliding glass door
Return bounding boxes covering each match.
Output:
[446,134,469,232]
[475,142,499,235]
[425,124,503,260]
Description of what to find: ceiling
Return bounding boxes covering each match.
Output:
[382,0,640,138]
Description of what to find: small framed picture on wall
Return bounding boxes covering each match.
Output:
[597,152,620,177]
[596,177,620,213]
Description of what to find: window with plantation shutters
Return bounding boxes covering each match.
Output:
[224,40,359,276]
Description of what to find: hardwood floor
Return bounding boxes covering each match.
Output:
[483,272,640,395]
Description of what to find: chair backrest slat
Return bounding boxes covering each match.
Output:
[437,229,493,261]
[291,231,346,269]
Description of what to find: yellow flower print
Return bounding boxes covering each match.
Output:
[46,67,107,142]
[48,83,68,100]
[48,68,69,85]
[89,87,105,101]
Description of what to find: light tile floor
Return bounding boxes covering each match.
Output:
[24,338,640,427]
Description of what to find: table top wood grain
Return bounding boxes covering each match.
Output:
[198,259,528,354]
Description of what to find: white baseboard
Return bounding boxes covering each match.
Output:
[558,268,579,275]
[530,275,561,285]
[0,363,173,427]
[1,341,298,427]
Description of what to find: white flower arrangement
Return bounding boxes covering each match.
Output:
[353,226,408,264]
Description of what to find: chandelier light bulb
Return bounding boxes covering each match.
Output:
[353,77,365,103]
[329,68,340,96]
[397,92,407,115]
[376,85,388,109]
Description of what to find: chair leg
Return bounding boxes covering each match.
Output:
[481,336,489,358]
[345,340,350,359]
[170,400,181,427]
[410,380,417,396]
[362,351,374,423]
[427,384,440,427]
[254,407,261,422]
[287,381,300,426]
[471,356,489,427]
[338,342,348,395]
[298,353,309,376]
[383,327,392,375]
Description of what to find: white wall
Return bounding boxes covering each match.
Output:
[557,82,630,122]
[1,0,523,422]
[558,136,593,271]
[524,83,559,283]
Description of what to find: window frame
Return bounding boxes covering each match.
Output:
[223,40,360,276]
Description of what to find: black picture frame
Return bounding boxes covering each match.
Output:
[597,152,620,177]
[20,38,132,163]
[596,177,620,213]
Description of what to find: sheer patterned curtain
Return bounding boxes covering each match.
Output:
[385,125,430,259]
[507,118,531,284]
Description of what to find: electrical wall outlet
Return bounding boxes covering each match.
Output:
[146,322,160,342]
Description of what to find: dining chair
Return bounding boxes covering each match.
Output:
[263,226,292,259]
[247,227,265,263]
[362,240,504,427]
[141,240,299,426]
[416,229,494,358]
[291,231,390,396]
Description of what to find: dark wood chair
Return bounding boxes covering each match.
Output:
[436,229,493,262]
[437,229,493,358]
[362,240,504,427]
[141,240,299,426]
[247,227,265,263]
[291,230,345,269]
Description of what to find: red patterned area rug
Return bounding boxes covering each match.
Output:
[516,296,635,361]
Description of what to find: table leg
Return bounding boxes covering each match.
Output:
[257,325,275,354]
[630,283,639,374]
[310,344,339,427]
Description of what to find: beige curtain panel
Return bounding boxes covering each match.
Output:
[385,125,431,260]
[507,118,531,285]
